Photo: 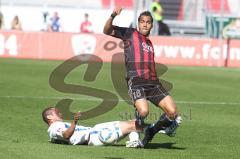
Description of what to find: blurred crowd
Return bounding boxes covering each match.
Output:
[0,11,94,33]
[0,0,167,35]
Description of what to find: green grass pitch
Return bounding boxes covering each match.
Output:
[0,58,239,159]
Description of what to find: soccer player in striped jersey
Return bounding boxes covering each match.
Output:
[103,7,182,147]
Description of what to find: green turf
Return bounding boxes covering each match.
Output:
[0,58,239,159]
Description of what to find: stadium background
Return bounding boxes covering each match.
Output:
[0,0,240,67]
[0,0,240,159]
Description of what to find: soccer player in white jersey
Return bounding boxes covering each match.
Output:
[42,107,145,147]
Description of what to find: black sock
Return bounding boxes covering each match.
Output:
[152,113,173,134]
[135,110,146,126]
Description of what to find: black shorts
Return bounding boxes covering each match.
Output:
[127,77,169,106]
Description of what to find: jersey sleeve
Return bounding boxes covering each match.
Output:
[111,26,133,40]
[48,122,67,142]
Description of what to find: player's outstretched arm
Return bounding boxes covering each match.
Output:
[62,112,81,139]
[103,6,123,35]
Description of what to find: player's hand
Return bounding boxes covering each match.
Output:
[113,6,123,16]
[73,111,81,124]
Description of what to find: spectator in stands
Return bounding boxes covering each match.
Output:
[48,12,62,32]
[151,0,171,36]
[80,13,93,33]
[11,15,22,31]
[0,12,4,29]
[41,11,49,31]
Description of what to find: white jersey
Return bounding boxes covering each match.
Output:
[48,121,91,145]
[47,121,123,146]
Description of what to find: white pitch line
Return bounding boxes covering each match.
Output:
[0,95,239,105]
[176,101,240,105]
[0,95,103,101]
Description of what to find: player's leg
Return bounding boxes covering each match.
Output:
[127,78,149,126]
[90,121,144,146]
[120,95,148,147]
[118,120,144,135]
[151,83,181,132]
[142,84,181,146]
[156,95,182,136]
[130,99,149,147]
[150,95,182,136]
[140,84,168,146]
[127,78,150,147]
[134,98,149,125]
[119,120,144,148]
[148,84,176,128]
[158,95,177,119]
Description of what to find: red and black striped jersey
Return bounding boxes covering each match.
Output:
[111,26,157,80]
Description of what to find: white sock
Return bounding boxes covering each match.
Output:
[128,132,140,141]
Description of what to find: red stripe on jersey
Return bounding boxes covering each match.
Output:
[151,47,157,80]
[132,31,141,76]
[148,40,156,80]
[142,37,150,79]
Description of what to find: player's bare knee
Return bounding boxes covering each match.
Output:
[166,108,177,119]
[138,109,149,118]
[130,121,137,130]
[125,121,137,132]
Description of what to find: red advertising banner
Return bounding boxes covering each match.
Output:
[0,30,239,67]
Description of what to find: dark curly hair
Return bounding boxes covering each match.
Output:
[42,107,55,124]
[138,11,153,23]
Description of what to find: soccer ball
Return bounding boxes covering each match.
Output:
[98,128,118,144]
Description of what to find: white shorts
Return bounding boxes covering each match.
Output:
[88,121,123,146]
